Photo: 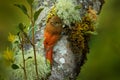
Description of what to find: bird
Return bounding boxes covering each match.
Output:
[44,16,63,65]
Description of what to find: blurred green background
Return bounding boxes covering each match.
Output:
[0,0,29,51]
[78,0,120,80]
[0,0,120,80]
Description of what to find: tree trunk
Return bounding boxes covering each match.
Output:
[36,0,105,80]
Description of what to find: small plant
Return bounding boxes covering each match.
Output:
[0,0,51,80]
[14,0,44,80]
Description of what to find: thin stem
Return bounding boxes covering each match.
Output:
[30,5,39,80]
[21,35,27,80]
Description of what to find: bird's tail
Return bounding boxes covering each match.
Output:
[46,47,53,65]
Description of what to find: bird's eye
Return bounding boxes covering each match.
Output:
[55,22,58,24]
[50,22,54,25]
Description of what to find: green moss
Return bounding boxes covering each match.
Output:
[46,0,81,25]
[56,0,81,25]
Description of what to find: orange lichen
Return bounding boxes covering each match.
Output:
[87,6,97,21]
[67,7,97,54]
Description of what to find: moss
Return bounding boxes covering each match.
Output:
[56,0,81,25]
[46,0,81,25]
[67,23,85,54]
[67,7,97,54]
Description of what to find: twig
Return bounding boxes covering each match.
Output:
[20,30,39,80]
[30,4,39,80]
[19,34,27,80]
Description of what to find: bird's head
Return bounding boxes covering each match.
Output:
[49,16,63,28]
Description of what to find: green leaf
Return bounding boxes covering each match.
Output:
[14,41,19,44]
[85,31,98,35]
[34,8,44,21]
[14,4,28,17]
[27,0,34,6]
[25,56,32,61]
[27,56,32,59]
[11,64,19,69]
[18,23,26,31]
[17,32,20,36]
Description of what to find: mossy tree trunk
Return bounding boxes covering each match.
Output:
[36,0,105,80]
